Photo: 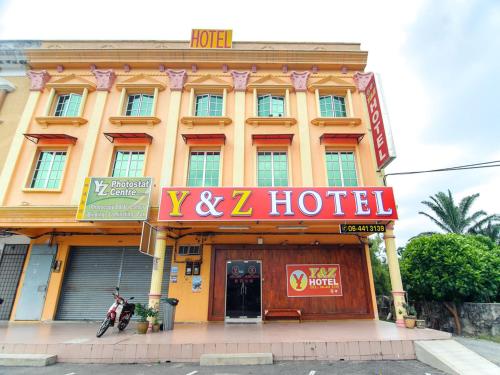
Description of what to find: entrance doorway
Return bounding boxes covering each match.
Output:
[225,260,262,322]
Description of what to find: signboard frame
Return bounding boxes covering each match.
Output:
[286,264,343,298]
[76,177,153,222]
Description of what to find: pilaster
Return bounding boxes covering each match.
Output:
[160,70,187,187]
[70,69,114,204]
[291,71,313,185]
[148,230,167,310]
[231,71,249,185]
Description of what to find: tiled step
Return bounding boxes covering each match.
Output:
[200,352,273,366]
[0,353,57,366]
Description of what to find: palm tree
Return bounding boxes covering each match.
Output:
[419,190,497,234]
[469,218,500,245]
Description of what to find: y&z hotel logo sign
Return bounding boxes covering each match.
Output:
[158,187,398,221]
[287,264,342,297]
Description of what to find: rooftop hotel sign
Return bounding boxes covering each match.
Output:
[158,187,398,221]
[190,29,232,49]
[77,177,152,221]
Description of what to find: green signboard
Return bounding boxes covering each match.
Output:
[76,177,152,221]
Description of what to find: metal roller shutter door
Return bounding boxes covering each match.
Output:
[0,245,28,320]
[56,246,172,321]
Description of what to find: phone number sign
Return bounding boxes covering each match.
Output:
[286,264,343,297]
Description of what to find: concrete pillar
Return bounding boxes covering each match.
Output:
[384,222,406,327]
[148,230,167,310]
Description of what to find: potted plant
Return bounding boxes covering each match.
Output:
[135,303,150,334]
[402,302,417,329]
[151,307,161,333]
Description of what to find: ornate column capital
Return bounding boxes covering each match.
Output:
[353,71,374,92]
[167,69,187,91]
[290,71,310,92]
[93,69,116,91]
[27,70,51,91]
[231,71,250,92]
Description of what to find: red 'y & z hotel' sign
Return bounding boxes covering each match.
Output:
[365,74,396,170]
[287,264,343,297]
[158,187,398,221]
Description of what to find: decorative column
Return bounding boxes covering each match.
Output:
[290,71,313,185]
[71,69,116,204]
[384,222,406,327]
[0,71,50,204]
[231,71,249,186]
[160,69,187,187]
[148,230,167,311]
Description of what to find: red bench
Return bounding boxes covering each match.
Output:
[264,309,302,323]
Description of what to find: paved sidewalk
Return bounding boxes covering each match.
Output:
[455,337,500,366]
[1,360,447,374]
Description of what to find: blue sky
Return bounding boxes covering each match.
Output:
[0,0,498,245]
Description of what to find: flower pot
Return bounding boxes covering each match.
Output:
[152,323,160,333]
[416,319,426,329]
[404,316,416,329]
[136,321,149,334]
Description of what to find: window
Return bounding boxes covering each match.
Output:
[125,94,154,116]
[195,94,223,117]
[178,245,201,256]
[54,93,82,117]
[257,151,288,187]
[325,151,358,187]
[187,151,220,187]
[319,95,346,117]
[30,150,67,189]
[112,150,145,177]
[257,95,285,117]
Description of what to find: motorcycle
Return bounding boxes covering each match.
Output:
[96,287,135,338]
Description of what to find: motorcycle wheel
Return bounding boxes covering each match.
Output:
[96,317,111,338]
[118,314,131,331]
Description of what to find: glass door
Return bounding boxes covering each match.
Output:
[225,260,262,322]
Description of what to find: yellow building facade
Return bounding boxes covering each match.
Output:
[0,39,406,325]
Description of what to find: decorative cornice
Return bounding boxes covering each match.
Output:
[231,71,250,92]
[167,69,187,91]
[290,71,310,92]
[353,72,373,92]
[93,69,116,91]
[27,70,50,91]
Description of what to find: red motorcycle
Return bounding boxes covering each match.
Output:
[96,287,135,338]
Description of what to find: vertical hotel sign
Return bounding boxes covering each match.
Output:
[363,73,396,170]
[76,177,152,221]
[190,29,232,49]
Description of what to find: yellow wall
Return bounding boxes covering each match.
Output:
[167,244,212,322]
[0,76,30,174]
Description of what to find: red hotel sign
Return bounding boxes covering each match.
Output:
[365,74,396,170]
[287,264,342,297]
[158,187,398,221]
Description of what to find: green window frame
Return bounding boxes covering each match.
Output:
[257,95,285,117]
[30,150,67,189]
[195,94,223,117]
[54,93,82,117]
[325,151,358,187]
[257,151,288,187]
[111,150,145,177]
[125,94,154,116]
[187,151,220,187]
[319,95,347,117]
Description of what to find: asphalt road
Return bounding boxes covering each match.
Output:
[0,360,446,375]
